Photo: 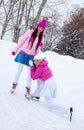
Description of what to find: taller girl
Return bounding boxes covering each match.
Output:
[10,19,47,99]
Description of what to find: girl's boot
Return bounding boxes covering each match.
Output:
[25,87,31,99]
[31,89,40,99]
[10,82,17,93]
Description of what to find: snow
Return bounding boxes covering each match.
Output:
[0,39,84,130]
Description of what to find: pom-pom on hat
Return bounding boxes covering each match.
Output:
[34,53,45,60]
[37,19,47,30]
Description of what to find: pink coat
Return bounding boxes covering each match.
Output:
[30,60,53,81]
[13,29,44,55]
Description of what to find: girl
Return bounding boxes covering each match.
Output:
[29,53,57,102]
[29,54,73,121]
[10,19,47,99]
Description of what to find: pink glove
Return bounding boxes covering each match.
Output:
[12,51,16,55]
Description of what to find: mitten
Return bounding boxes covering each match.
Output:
[29,60,33,66]
[12,51,16,55]
[29,37,34,42]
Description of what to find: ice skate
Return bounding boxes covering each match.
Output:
[10,83,17,93]
[25,87,31,99]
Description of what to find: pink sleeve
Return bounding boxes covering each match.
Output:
[14,29,31,53]
[30,66,42,80]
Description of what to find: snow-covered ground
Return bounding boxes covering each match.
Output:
[0,39,84,130]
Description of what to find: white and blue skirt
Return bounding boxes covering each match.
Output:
[14,51,34,66]
[37,77,57,98]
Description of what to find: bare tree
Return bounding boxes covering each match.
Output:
[13,0,26,43]
[0,0,17,39]
[0,0,66,45]
[0,0,3,6]
[19,0,26,26]
[55,6,84,59]
[33,0,47,26]
[25,0,33,30]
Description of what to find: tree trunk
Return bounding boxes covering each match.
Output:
[34,0,47,26]
[19,0,26,25]
[0,0,16,39]
[13,0,21,42]
[25,0,33,31]
[0,0,3,6]
[13,0,26,43]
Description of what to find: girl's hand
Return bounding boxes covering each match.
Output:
[12,51,16,55]
[29,60,34,66]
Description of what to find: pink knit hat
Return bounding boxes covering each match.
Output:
[37,19,47,30]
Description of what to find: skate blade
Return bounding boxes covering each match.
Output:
[70,107,73,121]
[31,96,40,101]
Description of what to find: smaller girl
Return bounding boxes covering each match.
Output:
[29,53,57,105]
[29,54,73,121]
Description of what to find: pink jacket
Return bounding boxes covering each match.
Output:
[13,29,44,55]
[30,60,53,81]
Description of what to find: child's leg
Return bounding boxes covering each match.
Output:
[44,97,72,120]
[44,97,67,114]
[26,66,32,88]
[31,79,44,98]
[25,66,32,99]
[11,63,23,93]
[14,63,24,83]
[44,96,55,109]
[37,79,44,91]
